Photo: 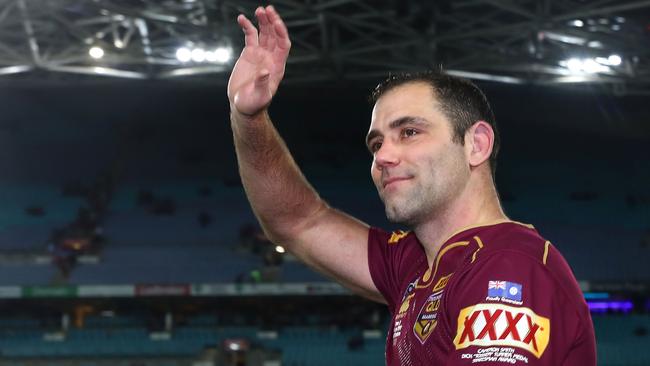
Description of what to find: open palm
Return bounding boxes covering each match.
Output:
[228,6,291,117]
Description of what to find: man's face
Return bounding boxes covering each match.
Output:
[367,82,470,226]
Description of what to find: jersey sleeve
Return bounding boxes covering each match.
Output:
[367,227,418,313]
[443,251,593,366]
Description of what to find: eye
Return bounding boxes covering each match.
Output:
[370,141,383,153]
[401,128,418,138]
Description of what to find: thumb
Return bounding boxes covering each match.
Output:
[255,69,271,90]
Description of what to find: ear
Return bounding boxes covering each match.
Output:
[465,121,494,168]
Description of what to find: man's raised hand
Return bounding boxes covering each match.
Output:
[227,6,291,118]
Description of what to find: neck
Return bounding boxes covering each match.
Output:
[413,177,508,267]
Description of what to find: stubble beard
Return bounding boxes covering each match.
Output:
[380,150,468,228]
[383,177,440,227]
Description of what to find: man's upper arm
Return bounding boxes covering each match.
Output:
[444,251,590,366]
[284,205,385,303]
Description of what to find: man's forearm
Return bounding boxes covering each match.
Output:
[230,110,325,244]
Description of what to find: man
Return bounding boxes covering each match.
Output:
[227,5,596,365]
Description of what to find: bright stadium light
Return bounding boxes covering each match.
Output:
[566,58,583,73]
[608,54,622,66]
[89,46,104,59]
[583,58,609,73]
[205,47,232,63]
[587,41,603,48]
[205,50,217,63]
[595,54,622,66]
[595,57,609,65]
[215,47,232,63]
[570,19,584,27]
[178,45,231,64]
[191,48,206,62]
[582,59,599,73]
[564,57,613,74]
[176,47,191,62]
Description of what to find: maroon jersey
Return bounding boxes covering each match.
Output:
[368,221,596,366]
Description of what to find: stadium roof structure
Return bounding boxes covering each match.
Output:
[0,0,649,94]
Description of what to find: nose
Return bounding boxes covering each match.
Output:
[373,140,399,171]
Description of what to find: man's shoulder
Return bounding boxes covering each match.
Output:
[476,222,575,277]
[464,222,586,307]
[476,221,549,262]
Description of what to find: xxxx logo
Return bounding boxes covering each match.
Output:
[453,303,550,358]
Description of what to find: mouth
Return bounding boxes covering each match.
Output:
[382,176,412,189]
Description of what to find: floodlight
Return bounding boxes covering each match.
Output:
[608,54,622,66]
[89,46,104,59]
[176,47,191,62]
[583,58,608,73]
[570,19,584,27]
[566,58,583,72]
[191,48,206,62]
[213,47,232,63]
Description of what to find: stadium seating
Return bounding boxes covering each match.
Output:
[593,315,650,366]
[0,314,647,365]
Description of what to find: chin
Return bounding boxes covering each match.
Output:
[384,206,414,226]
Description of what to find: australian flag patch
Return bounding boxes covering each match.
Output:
[487,280,522,303]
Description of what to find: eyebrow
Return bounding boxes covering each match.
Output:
[365,116,430,149]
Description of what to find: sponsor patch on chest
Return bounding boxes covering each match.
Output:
[453,303,550,358]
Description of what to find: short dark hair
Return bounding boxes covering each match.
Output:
[370,70,500,179]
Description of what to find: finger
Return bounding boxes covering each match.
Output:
[267,6,290,51]
[256,7,271,48]
[237,14,258,47]
[264,5,278,52]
